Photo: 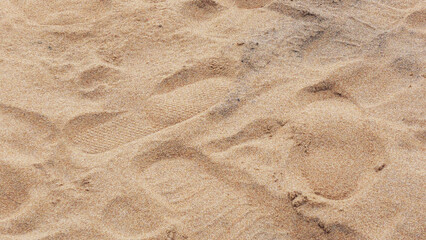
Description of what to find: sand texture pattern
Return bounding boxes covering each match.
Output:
[0,0,425,239]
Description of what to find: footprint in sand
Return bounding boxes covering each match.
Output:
[288,100,388,200]
[135,143,290,240]
[10,0,113,25]
[0,163,32,219]
[405,9,426,29]
[0,103,58,156]
[64,58,237,154]
[101,194,167,237]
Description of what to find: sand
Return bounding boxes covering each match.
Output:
[0,0,425,239]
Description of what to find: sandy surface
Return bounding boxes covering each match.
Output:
[0,0,425,239]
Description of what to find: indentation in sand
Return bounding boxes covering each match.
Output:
[10,0,113,25]
[267,2,323,22]
[181,0,224,20]
[288,100,388,200]
[0,104,58,155]
[154,58,236,94]
[322,59,421,107]
[101,194,165,236]
[0,0,424,238]
[405,9,426,29]
[40,228,115,240]
[234,0,273,9]
[208,118,285,151]
[141,157,288,239]
[0,163,31,218]
[65,60,236,154]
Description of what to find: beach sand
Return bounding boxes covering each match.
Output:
[0,0,425,239]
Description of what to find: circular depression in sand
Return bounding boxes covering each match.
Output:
[288,100,388,200]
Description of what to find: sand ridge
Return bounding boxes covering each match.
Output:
[0,0,425,239]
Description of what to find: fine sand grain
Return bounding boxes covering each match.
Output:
[0,0,425,239]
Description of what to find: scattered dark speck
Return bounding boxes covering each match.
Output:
[375,163,386,172]
[48,46,52,50]
[158,24,162,28]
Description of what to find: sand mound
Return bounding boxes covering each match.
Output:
[1,0,425,239]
